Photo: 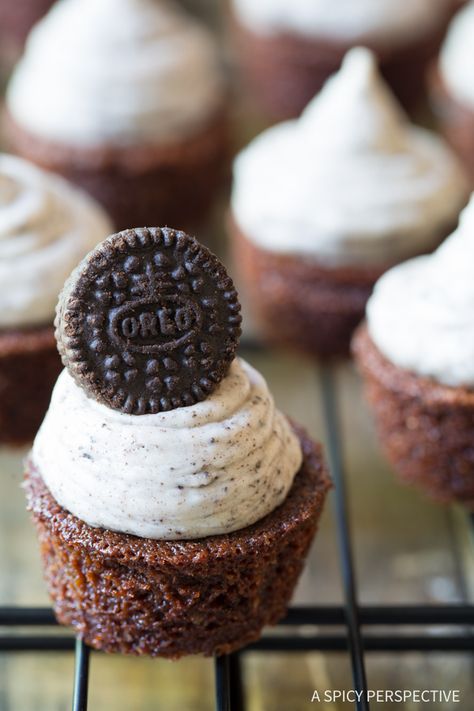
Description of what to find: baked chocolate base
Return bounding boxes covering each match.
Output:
[430,67,474,184]
[231,7,457,120]
[353,325,474,508]
[0,325,61,446]
[25,426,330,658]
[7,110,230,233]
[231,219,391,359]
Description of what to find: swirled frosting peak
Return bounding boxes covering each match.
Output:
[7,0,224,146]
[0,154,112,328]
[367,194,474,388]
[33,359,303,540]
[232,48,467,267]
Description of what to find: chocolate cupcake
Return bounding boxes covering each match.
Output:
[25,227,330,658]
[231,0,460,120]
[0,154,112,446]
[353,196,474,508]
[433,1,474,183]
[230,49,468,359]
[0,0,53,72]
[6,0,228,232]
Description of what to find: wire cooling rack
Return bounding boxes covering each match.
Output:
[0,355,473,711]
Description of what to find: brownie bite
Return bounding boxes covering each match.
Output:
[6,0,229,233]
[26,227,331,656]
[353,196,474,507]
[230,0,460,119]
[230,49,467,359]
[0,153,112,446]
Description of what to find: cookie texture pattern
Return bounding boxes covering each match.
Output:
[56,227,242,414]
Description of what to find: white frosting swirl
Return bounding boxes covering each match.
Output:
[33,359,303,540]
[7,0,224,146]
[367,194,474,388]
[232,49,467,267]
[233,0,452,43]
[0,154,112,329]
[440,1,474,110]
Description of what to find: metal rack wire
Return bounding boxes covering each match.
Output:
[0,362,473,711]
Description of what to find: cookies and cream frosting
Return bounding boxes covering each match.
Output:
[33,358,303,540]
[440,1,474,110]
[231,48,467,267]
[7,0,224,146]
[0,154,111,329]
[233,0,452,43]
[367,195,474,388]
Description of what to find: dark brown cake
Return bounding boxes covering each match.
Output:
[25,426,330,658]
[231,4,458,120]
[0,325,62,446]
[7,111,230,233]
[430,68,474,184]
[232,218,402,359]
[353,324,474,508]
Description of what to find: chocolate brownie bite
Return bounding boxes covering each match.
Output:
[230,49,467,359]
[353,196,474,508]
[0,153,112,446]
[230,0,460,120]
[26,227,331,657]
[6,0,229,233]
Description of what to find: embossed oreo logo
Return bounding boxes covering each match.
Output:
[110,297,203,353]
[58,227,242,415]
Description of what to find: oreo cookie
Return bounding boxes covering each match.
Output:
[55,228,242,415]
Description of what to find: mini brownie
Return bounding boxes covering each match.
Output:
[6,0,229,233]
[232,218,386,359]
[25,426,329,658]
[230,50,467,360]
[0,153,112,447]
[27,227,330,657]
[0,326,61,446]
[7,112,230,233]
[353,325,474,508]
[231,1,459,119]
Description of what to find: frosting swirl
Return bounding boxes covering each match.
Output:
[0,154,112,328]
[33,359,303,540]
[232,49,467,267]
[233,0,453,43]
[7,0,224,146]
[440,1,474,110]
[367,194,474,388]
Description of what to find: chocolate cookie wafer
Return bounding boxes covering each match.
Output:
[55,227,242,414]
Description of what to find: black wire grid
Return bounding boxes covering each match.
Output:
[1,363,473,711]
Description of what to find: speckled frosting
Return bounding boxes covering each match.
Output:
[0,153,112,328]
[33,358,303,540]
[367,194,474,388]
[232,49,467,267]
[233,0,454,43]
[7,0,224,146]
